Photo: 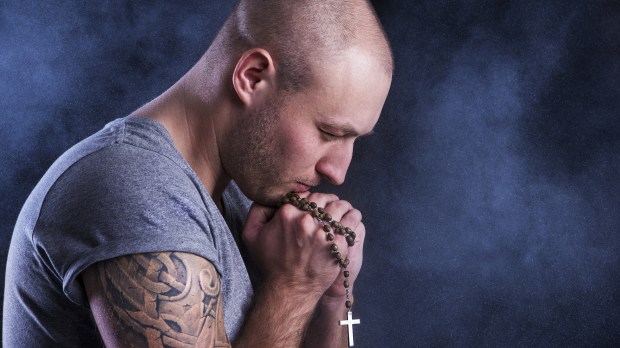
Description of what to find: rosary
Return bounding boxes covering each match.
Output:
[280,192,361,347]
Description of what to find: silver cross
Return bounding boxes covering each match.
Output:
[339,311,361,347]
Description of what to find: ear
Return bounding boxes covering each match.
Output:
[232,48,276,106]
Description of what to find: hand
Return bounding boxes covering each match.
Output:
[313,197,365,299]
[242,192,348,297]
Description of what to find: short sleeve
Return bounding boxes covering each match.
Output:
[33,143,219,305]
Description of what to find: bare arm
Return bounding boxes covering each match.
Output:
[304,295,349,348]
[82,252,230,348]
[83,251,321,348]
[233,281,322,347]
[242,193,366,348]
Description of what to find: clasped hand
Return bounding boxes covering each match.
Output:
[242,192,365,299]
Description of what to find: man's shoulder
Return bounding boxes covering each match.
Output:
[21,116,202,241]
[50,117,193,198]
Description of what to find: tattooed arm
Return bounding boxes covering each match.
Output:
[82,252,231,348]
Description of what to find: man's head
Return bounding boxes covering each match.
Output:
[210,0,393,205]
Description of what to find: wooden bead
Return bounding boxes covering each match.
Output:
[323,225,331,232]
[323,214,332,222]
[318,207,325,214]
[346,301,352,309]
[326,233,334,241]
[346,236,355,246]
[310,202,317,209]
[330,243,338,252]
[344,280,349,288]
[344,271,350,277]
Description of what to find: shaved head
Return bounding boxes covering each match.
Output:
[213,0,393,91]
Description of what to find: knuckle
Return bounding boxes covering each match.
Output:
[327,200,352,211]
[341,209,362,226]
[278,204,298,220]
[298,213,317,232]
[309,192,339,204]
[325,193,339,201]
[349,209,363,221]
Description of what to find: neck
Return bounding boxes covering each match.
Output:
[130,55,233,205]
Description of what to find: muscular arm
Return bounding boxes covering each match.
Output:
[304,295,349,348]
[233,280,322,347]
[83,251,320,348]
[82,252,230,348]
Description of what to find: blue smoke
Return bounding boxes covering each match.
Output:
[2,0,619,346]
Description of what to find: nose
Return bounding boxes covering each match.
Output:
[316,143,354,186]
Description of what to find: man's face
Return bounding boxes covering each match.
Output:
[224,46,392,205]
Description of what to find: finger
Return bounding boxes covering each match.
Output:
[305,192,340,208]
[338,208,363,231]
[242,203,277,246]
[323,200,355,223]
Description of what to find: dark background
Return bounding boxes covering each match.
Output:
[1,1,619,347]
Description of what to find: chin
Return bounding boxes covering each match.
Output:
[243,187,283,207]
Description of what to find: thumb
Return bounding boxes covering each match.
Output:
[242,203,277,246]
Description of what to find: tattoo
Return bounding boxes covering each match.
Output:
[96,252,230,347]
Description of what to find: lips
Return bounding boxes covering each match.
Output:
[294,182,312,192]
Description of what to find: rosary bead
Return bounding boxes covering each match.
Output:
[312,210,320,218]
[350,231,356,239]
[336,227,345,235]
[326,233,334,241]
[318,207,325,214]
[344,280,350,288]
[282,197,290,204]
[345,227,353,235]
[330,243,338,252]
[346,236,355,246]
[310,202,317,209]
[344,271,350,277]
[331,221,341,228]
[322,214,332,222]
[323,225,331,232]
[346,301,352,309]
[334,252,342,260]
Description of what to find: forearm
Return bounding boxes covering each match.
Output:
[303,295,350,348]
[234,280,323,348]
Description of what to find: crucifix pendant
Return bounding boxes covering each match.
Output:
[339,311,361,347]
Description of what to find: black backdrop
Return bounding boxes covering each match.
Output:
[1,1,619,347]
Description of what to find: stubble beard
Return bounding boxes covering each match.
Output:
[222,96,289,206]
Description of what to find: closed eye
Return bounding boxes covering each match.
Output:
[320,129,339,140]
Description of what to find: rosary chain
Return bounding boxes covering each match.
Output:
[280,192,356,309]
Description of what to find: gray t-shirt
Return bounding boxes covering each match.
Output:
[3,117,254,347]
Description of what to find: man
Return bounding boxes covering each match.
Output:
[3,0,392,346]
